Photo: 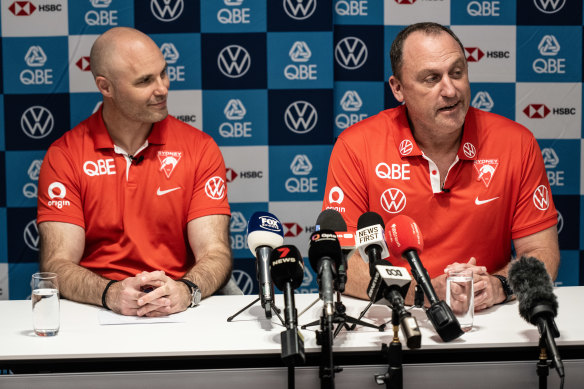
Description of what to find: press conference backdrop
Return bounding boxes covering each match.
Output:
[0,0,581,300]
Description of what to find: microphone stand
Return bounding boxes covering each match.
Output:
[316,308,341,389]
[227,296,285,324]
[375,308,403,389]
[537,335,550,389]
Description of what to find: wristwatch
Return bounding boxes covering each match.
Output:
[179,278,201,308]
[493,274,513,304]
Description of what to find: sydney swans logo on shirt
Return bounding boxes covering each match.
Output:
[158,151,182,178]
[473,159,499,188]
[205,177,226,200]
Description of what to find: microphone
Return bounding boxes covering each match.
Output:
[367,261,421,349]
[508,256,564,379]
[129,155,144,165]
[355,212,390,275]
[308,230,342,318]
[387,215,463,342]
[270,245,306,366]
[247,211,284,319]
[315,209,354,293]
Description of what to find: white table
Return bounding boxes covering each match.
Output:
[1,287,583,388]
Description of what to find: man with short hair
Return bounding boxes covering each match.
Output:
[322,22,559,311]
[37,27,232,316]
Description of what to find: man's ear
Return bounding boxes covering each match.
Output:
[95,76,112,97]
[388,75,404,103]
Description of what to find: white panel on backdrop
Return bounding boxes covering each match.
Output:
[269,201,323,259]
[384,0,450,26]
[167,89,203,130]
[1,0,68,37]
[453,25,516,83]
[221,146,269,203]
[0,263,8,300]
[516,82,582,139]
[68,35,99,93]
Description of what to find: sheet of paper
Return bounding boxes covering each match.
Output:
[98,309,188,325]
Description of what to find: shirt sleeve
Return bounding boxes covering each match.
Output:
[321,136,369,230]
[188,136,231,221]
[37,144,85,229]
[511,134,558,239]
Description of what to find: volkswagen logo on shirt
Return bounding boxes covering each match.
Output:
[335,37,368,70]
[533,0,565,14]
[218,45,251,78]
[399,140,413,156]
[283,0,317,20]
[533,185,550,211]
[463,143,476,158]
[150,0,184,22]
[284,101,317,134]
[21,106,54,139]
[380,188,406,214]
[205,176,226,200]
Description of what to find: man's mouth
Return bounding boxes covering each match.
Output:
[438,102,459,112]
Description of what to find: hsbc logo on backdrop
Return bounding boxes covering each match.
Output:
[225,167,263,182]
[218,45,251,78]
[284,101,318,134]
[21,106,54,139]
[533,0,566,14]
[523,104,550,119]
[465,47,484,62]
[151,0,184,22]
[160,43,180,64]
[472,91,494,111]
[9,1,63,15]
[283,222,303,237]
[283,0,317,20]
[76,57,91,71]
[335,37,368,70]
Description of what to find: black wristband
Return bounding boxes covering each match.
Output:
[102,280,118,310]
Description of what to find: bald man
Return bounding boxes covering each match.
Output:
[37,27,233,316]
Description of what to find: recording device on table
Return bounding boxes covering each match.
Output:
[386,214,463,342]
[508,256,565,388]
[227,211,285,324]
[269,245,306,368]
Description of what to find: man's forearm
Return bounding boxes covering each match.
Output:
[182,251,232,298]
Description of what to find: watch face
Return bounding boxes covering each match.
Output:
[193,289,202,305]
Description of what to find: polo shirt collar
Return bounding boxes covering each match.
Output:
[392,105,478,161]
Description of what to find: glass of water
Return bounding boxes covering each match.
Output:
[32,272,60,336]
[445,269,474,332]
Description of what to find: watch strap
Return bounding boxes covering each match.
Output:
[178,278,201,308]
[493,274,513,304]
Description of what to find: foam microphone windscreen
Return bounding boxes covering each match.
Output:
[316,209,347,231]
[357,211,385,230]
[508,256,558,324]
[270,245,305,291]
[308,230,342,271]
[386,215,424,258]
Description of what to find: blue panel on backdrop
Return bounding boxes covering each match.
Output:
[5,151,45,208]
[7,207,39,264]
[203,89,268,146]
[538,140,580,195]
[516,0,582,26]
[4,94,70,151]
[133,0,200,33]
[0,95,4,150]
[269,145,332,202]
[200,33,267,90]
[450,0,515,25]
[0,208,6,262]
[517,26,582,82]
[334,81,384,138]
[69,93,102,129]
[555,195,578,250]
[334,25,384,81]
[8,262,39,300]
[555,250,579,286]
[333,0,383,25]
[267,89,333,145]
[229,202,269,259]
[0,153,5,208]
[68,0,134,34]
[267,0,332,32]
[3,37,69,94]
[267,32,333,90]
[232,258,259,296]
[470,83,516,121]
[201,0,266,33]
[151,33,202,90]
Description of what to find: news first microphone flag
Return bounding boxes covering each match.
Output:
[0,0,581,299]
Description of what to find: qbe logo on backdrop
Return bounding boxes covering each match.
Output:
[151,34,202,90]
[202,90,268,146]
[334,81,383,137]
[517,27,581,82]
[268,146,332,201]
[200,0,265,32]
[469,82,515,120]
[67,0,133,34]
[5,152,45,207]
[450,0,515,25]
[3,37,69,93]
[268,90,333,145]
[516,83,581,139]
[134,0,199,34]
[334,0,383,25]
[2,0,67,37]
[201,34,266,89]
[267,32,332,89]
[334,25,383,81]
[4,94,70,150]
[220,146,268,203]
[538,140,579,195]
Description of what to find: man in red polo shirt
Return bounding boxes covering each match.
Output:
[322,23,559,311]
[37,27,232,317]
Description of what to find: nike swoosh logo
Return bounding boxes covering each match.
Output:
[157,187,181,196]
[475,196,500,205]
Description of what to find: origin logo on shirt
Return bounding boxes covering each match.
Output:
[47,181,70,209]
[158,151,182,178]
